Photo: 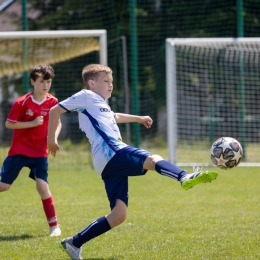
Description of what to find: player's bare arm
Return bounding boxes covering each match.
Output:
[48,105,66,157]
[55,120,62,140]
[5,116,44,129]
[115,113,153,129]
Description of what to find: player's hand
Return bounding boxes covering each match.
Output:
[47,140,60,157]
[33,116,44,126]
[139,116,153,129]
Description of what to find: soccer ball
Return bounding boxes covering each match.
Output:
[210,137,243,170]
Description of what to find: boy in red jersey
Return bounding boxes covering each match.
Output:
[0,64,62,237]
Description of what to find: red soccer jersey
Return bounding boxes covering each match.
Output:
[7,92,58,157]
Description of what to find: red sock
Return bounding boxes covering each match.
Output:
[42,196,58,227]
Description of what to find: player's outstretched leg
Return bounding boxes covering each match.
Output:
[180,166,218,190]
[60,237,83,260]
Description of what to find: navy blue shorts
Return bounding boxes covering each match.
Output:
[0,155,48,185]
[101,146,152,210]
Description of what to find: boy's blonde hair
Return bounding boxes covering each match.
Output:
[82,64,112,89]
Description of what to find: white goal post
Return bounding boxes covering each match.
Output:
[166,38,260,166]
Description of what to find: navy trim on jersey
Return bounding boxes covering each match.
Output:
[59,103,72,113]
[82,109,120,152]
[59,101,121,153]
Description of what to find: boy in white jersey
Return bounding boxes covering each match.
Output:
[47,64,218,259]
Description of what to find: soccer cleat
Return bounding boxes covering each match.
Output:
[50,225,61,237]
[180,167,218,190]
[60,237,83,260]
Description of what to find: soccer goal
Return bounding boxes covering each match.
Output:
[166,38,260,166]
[0,30,107,146]
[0,30,107,78]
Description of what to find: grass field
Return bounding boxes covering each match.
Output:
[0,145,260,260]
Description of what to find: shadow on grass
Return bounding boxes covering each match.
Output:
[85,258,121,260]
[0,234,33,241]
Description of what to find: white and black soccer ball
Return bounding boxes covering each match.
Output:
[210,137,243,170]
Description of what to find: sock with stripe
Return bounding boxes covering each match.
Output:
[155,160,187,181]
[73,216,111,248]
[41,196,58,227]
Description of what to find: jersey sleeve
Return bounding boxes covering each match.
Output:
[6,101,22,123]
[59,90,88,113]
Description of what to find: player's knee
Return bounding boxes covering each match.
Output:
[36,182,50,198]
[0,183,11,192]
[144,154,164,170]
[109,199,127,227]
[151,154,163,163]
[114,211,127,225]
[107,210,127,228]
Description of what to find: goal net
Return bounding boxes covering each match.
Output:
[0,30,107,77]
[166,38,260,166]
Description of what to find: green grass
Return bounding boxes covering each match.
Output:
[0,146,260,259]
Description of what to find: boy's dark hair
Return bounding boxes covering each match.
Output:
[82,64,112,89]
[30,64,55,81]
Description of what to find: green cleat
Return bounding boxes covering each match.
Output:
[180,170,218,190]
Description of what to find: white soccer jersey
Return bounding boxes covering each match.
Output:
[59,89,127,176]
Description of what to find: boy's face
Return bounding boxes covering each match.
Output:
[31,76,52,96]
[89,72,113,100]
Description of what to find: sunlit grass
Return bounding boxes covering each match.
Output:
[0,144,260,259]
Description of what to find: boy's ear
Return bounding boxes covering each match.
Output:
[30,79,35,85]
[88,79,95,89]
